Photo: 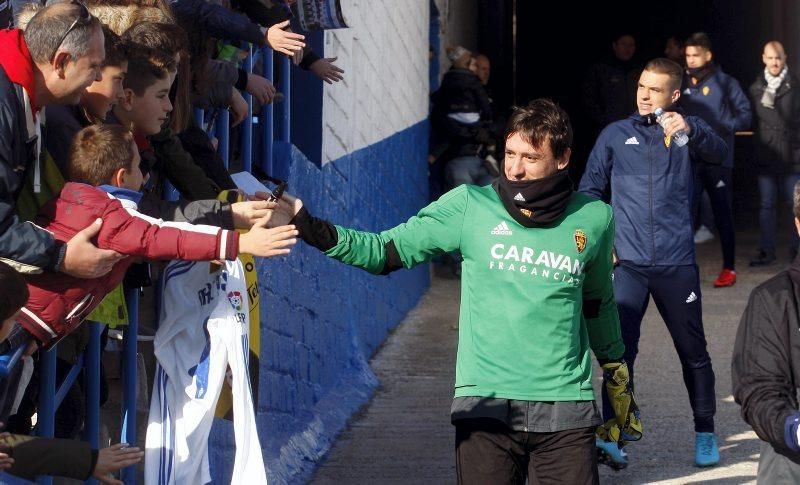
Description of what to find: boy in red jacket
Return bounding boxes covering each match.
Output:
[18,124,297,347]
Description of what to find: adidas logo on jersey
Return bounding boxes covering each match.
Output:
[491,221,513,236]
[686,291,697,303]
[625,136,639,145]
[514,192,525,202]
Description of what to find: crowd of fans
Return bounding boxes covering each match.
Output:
[0,0,344,482]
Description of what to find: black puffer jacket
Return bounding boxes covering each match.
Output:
[430,68,493,160]
[749,71,800,174]
[732,257,800,464]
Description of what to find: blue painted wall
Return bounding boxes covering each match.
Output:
[209,120,431,484]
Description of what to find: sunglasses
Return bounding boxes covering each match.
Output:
[50,0,92,63]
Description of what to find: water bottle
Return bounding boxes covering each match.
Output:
[654,108,689,147]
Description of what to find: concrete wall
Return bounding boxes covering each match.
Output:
[209,1,434,483]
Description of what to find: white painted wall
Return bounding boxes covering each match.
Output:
[320,0,430,163]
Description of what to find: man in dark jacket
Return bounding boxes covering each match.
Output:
[0,2,124,278]
[582,33,641,128]
[748,41,800,266]
[581,58,728,468]
[680,32,752,287]
[430,47,494,190]
[732,182,800,481]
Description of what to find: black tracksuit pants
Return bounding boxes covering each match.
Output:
[602,263,716,433]
[694,163,736,270]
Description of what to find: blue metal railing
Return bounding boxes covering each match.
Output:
[0,44,292,484]
[0,344,25,378]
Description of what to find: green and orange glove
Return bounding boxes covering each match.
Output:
[596,361,643,446]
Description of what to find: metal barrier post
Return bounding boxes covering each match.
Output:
[279,55,291,143]
[261,47,275,176]
[54,361,82,410]
[121,288,139,484]
[36,347,56,485]
[241,44,254,173]
[84,322,103,485]
[0,344,26,378]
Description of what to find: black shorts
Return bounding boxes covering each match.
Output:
[455,418,598,485]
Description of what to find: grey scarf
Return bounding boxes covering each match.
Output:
[762,66,788,109]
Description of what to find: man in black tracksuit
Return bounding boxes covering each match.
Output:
[580,58,727,468]
[732,188,800,481]
[680,32,752,288]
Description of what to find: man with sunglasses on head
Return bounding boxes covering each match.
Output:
[0,1,125,280]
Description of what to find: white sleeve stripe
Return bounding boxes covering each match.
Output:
[20,307,57,338]
[219,230,228,260]
[122,208,220,235]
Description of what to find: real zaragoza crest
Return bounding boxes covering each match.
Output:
[574,229,587,253]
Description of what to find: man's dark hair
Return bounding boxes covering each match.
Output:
[644,58,683,91]
[123,47,175,96]
[102,25,128,68]
[685,32,713,52]
[505,99,573,159]
[68,124,136,186]
[0,261,29,323]
[24,2,102,64]
[122,21,192,132]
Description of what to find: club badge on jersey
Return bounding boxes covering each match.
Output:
[574,229,587,253]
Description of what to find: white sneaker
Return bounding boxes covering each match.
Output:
[694,225,714,244]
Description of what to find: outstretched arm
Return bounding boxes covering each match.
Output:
[281,188,468,275]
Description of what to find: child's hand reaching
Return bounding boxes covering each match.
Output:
[238,219,298,258]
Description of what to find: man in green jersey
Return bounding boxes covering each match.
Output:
[274,99,641,484]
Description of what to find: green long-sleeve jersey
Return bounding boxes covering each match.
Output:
[325,185,623,401]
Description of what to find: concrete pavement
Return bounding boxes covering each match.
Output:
[312,227,787,484]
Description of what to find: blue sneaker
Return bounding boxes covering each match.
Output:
[596,438,628,470]
[695,432,720,467]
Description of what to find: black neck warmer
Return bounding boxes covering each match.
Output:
[687,63,718,85]
[493,169,574,228]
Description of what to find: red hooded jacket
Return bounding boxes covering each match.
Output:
[18,183,240,345]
